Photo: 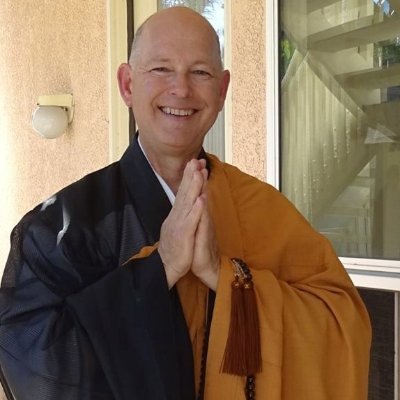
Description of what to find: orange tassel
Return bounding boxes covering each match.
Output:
[222,259,262,377]
[221,276,248,375]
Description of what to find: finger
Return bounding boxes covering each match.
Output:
[194,159,208,196]
[189,161,208,201]
[158,194,205,280]
[173,171,203,219]
[161,191,206,257]
[197,197,211,237]
[198,158,207,170]
[192,203,219,278]
[177,159,202,196]
[174,161,205,211]
[183,193,206,230]
[200,169,208,195]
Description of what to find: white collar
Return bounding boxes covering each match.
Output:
[138,137,176,205]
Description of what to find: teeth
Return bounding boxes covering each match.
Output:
[161,107,194,116]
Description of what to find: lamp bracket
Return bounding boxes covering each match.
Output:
[37,94,74,123]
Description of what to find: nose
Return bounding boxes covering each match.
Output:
[168,73,192,98]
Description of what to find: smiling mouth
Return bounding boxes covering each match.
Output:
[160,107,195,116]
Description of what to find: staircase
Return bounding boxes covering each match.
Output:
[280,0,400,257]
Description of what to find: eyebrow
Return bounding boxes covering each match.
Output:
[144,56,220,71]
[149,57,171,63]
[147,56,215,66]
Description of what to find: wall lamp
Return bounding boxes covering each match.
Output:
[32,94,74,139]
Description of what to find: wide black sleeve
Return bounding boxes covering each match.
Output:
[0,206,194,400]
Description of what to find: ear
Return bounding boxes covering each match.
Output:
[117,63,134,107]
[218,69,231,111]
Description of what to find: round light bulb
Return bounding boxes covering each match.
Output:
[32,106,69,139]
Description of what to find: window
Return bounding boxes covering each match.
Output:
[280,0,400,261]
[275,0,400,397]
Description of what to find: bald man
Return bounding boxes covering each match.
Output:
[0,7,370,400]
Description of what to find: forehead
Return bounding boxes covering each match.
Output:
[137,13,220,64]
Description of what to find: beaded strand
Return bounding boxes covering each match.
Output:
[197,290,215,400]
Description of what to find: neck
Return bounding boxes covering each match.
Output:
[138,137,201,194]
[153,159,187,194]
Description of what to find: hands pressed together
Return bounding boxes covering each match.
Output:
[158,159,220,291]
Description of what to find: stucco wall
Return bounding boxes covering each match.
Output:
[0,1,109,270]
[231,0,266,181]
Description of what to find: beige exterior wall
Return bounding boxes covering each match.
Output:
[0,1,110,270]
[231,0,266,181]
[0,1,268,270]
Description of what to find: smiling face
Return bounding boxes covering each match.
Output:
[118,7,230,160]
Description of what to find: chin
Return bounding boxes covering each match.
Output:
[162,131,203,146]
[161,137,203,156]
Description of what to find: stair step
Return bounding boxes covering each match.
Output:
[336,63,400,89]
[307,0,339,13]
[308,15,400,52]
[363,101,400,137]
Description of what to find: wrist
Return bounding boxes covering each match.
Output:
[163,263,183,289]
[195,259,220,291]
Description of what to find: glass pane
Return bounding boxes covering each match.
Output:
[157,0,225,159]
[280,0,400,259]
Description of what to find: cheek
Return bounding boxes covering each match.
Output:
[198,81,225,101]
[204,88,225,108]
[132,79,161,100]
[143,75,169,94]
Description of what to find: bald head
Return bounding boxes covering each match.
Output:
[116,5,230,162]
[129,7,223,69]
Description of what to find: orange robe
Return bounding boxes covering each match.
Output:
[176,154,371,399]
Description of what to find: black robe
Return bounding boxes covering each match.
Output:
[0,137,196,399]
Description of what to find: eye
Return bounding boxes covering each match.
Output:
[150,67,171,74]
[192,70,212,78]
